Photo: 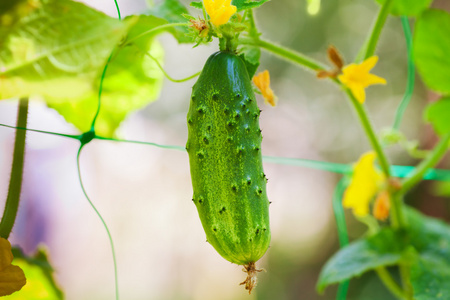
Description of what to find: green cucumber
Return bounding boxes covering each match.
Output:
[186,51,271,293]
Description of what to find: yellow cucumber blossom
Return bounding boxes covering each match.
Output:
[343,152,386,217]
[0,238,26,296]
[338,56,386,104]
[253,70,278,107]
[203,0,237,26]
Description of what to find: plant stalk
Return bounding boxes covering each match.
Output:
[392,17,414,130]
[123,23,189,47]
[375,267,408,300]
[357,0,394,62]
[400,133,450,194]
[238,38,391,178]
[399,264,414,300]
[238,37,325,71]
[0,98,29,239]
[345,90,391,177]
[389,194,405,229]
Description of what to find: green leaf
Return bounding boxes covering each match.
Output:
[191,0,270,12]
[376,0,432,16]
[190,2,202,9]
[319,208,450,295]
[0,0,132,100]
[406,207,450,264]
[148,0,193,43]
[6,247,63,299]
[48,15,165,137]
[0,0,25,16]
[410,255,450,300]
[232,0,271,11]
[424,97,450,136]
[414,9,450,95]
[0,1,166,137]
[317,229,412,292]
[238,45,260,78]
[406,208,450,300]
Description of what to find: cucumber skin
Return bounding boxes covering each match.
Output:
[186,51,271,266]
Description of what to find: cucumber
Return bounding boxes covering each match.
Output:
[186,51,271,293]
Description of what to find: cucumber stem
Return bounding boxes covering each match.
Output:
[240,262,263,294]
[219,35,238,53]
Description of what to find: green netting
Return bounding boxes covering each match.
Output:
[0,3,446,300]
[392,16,415,130]
[2,123,449,180]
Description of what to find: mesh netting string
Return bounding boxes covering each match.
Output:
[1,122,450,180]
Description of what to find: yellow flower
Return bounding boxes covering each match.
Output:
[338,56,386,104]
[203,0,237,26]
[0,238,26,296]
[343,152,385,217]
[252,70,278,107]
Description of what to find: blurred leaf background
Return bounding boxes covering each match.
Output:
[0,0,449,299]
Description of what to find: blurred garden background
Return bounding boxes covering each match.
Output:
[1,0,449,299]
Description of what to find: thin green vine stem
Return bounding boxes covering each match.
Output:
[357,0,394,61]
[237,37,392,179]
[76,146,119,300]
[399,264,413,300]
[262,155,351,174]
[0,99,29,239]
[246,9,259,37]
[123,23,189,47]
[2,123,450,181]
[90,53,113,130]
[375,267,407,300]
[392,17,414,130]
[0,123,79,139]
[389,194,405,229]
[238,37,325,71]
[113,0,121,20]
[400,133,450,195]
[95,136,186,151]
[138,46,201,83]
[345,90,391,177]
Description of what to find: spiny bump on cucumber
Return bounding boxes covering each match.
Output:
[187,51,271,294]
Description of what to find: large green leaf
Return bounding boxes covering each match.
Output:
[47,14,165,137]
[0,0,132,100]
[406,208,450,300]
[410,255,450,300]
[319,207,450,295]
[376,0,432,16]
[406,208,450,265]
[414,9,450,95]
[317,229,412,292]
[148,0,193,43]
[0,0,166,137]
[424,97,450,136]
[0,0,25,17]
